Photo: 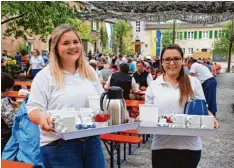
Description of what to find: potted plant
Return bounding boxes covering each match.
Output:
[5,58,20,78]
[19,43,28,56]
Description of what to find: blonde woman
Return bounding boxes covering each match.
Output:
[27,24,105,168]
[27,49,45,79]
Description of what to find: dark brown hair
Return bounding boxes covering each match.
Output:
[33,49,40,56]
[160,44,194,106]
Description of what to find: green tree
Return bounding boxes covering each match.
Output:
[1,1,76,39]
[212,22,234,60]
[113,20,132,55]
[18,43,28,56]
[162,30,173,48]
[67,18,92,41]
[100,25,108,50]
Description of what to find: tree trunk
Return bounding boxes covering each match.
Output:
[227,20,234,72]
[172,19,176,44]
[119,36,123,55]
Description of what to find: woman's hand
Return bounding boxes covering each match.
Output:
[208,111,220,129]
[213,117,220,129]
[38,112,53,131]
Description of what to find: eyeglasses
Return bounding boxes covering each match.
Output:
[162,57,182,64]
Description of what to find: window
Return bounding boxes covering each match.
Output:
[176,32,180,39]
[136,21,140,27]
[182,48,185,54]
[202,31,209,39]
[188,48,194,55]
[136,27,140,32]
[187,31,194,39]
[136,21,140,32]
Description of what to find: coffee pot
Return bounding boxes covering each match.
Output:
[100,86,127,125]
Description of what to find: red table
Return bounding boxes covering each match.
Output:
[1,160,33,168]
[125,99,145,117]
[7,91,26,98]
[125,99,144,108]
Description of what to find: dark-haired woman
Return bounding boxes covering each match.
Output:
[145,44,220,168]
[1,73,15,152]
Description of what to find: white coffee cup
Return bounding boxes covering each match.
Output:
[186,115,200,126]
[201,116,214,129]
[172,114,187,125]
[172,123,186,128]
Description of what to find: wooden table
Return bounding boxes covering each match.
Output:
[14,81,32,87]
[7,91,26,98]
[125,99,145,117]
[125,99,144,108]
[1,160,33,168]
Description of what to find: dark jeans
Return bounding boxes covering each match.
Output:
[40,136,105,168]
[1,134,11,153]
[32,69,42,79]
[202,77,217,115]
[152,149,201,168]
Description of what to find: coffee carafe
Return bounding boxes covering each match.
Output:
[100,86,127,125]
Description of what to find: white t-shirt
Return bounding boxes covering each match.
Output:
[26,65,104,146]
[30,56,45,69]
[189,63,213,84]
[145,75,206,151]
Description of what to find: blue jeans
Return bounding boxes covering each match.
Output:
[32,69,42,79]
[40,136,106,168]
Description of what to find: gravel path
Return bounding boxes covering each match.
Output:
[104,73,234,168]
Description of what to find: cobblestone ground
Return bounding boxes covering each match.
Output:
[103,73,234,168]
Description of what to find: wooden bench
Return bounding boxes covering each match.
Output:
[100,133,142,168]
[1,160,33,168]
[119,129,148,147]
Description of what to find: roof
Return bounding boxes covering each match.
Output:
[82,1,234,24]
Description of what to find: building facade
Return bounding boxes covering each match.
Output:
[131,20,228,58]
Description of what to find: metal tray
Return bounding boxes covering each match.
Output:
[52,122,140,140]
[137,126,218,137]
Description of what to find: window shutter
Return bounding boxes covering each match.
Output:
[209,31,213,39]
[214,30,218,38]
[180,32,183,40]
[225,30,229,39]
[199,31,202,39]
[91,20,94,31]
[184,32,187,39]
[194,31,197,39]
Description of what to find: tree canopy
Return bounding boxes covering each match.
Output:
[162,30,173,48]
[1,1,76,39]
[212,22,234,59]
[112,20,133,55]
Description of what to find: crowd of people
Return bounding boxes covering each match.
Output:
[1,24,221,168]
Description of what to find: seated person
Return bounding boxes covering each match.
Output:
[100,64,113,81]
[104,64,139,99]
[133,61,153,91]
[90,59,103,80]
[1,72,16,152]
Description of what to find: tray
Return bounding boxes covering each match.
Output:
[52,122,140,140]
[137,126,218,137]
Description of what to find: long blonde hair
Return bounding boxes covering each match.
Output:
[49,24,96,87]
